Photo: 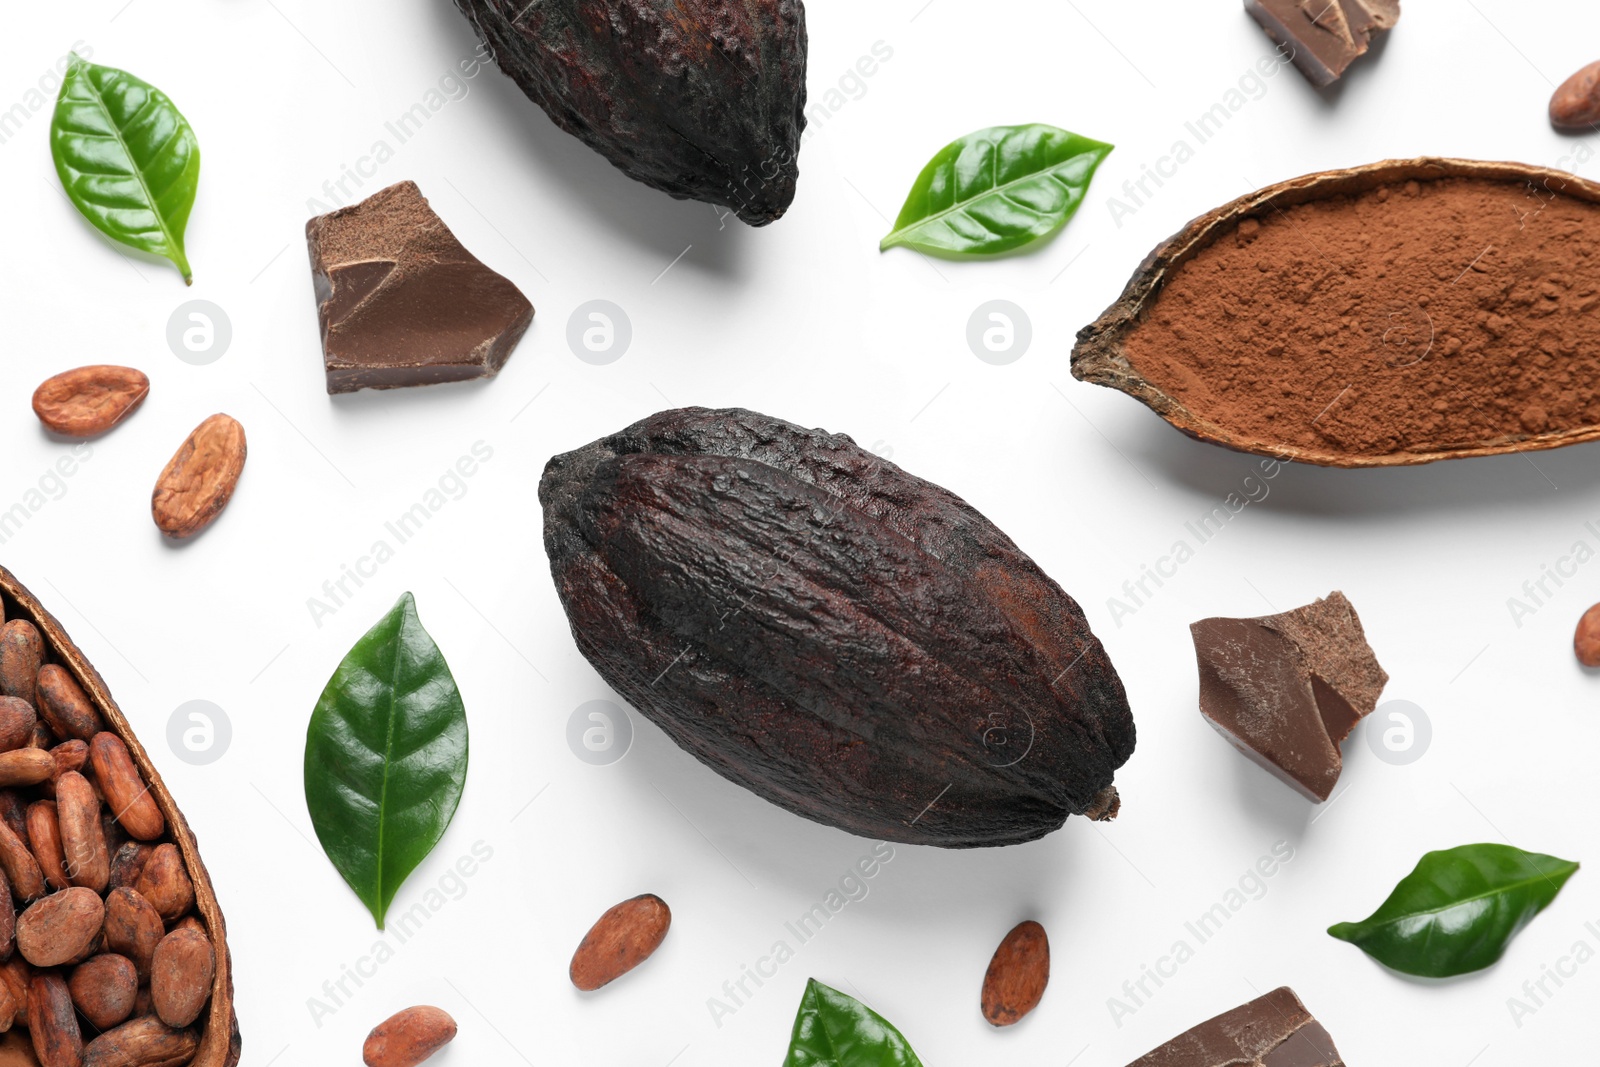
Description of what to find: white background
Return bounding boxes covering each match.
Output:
[2,0,1598,1063]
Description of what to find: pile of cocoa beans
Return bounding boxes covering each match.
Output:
[0,617,212,1067]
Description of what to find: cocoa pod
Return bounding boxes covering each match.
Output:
[69,953,138,1030]
[454,0,807,225]
[150,414,247,539]
[362,1006,457,1067]
[104,888,164,980]
[0,700,36,753]
[26,800,70,892]
[151,926,214,1028]
[569,893,671,991]
[541,408,1136,846]
[35,666,105,741]
[0,750,56,789]
[88,734,164,842]
[30,366,150,438]
[83,1016,199,1067]
[0,622,42,701]
[55,772,109,892]
[17,887,104,967]
[134,846,193,924]
[0,819,46,902]
[28,974,82,1067]
[980,920,1050,1027]
[108,843,154,894]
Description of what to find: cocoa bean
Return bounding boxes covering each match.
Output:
[980,919,1050,1027]
[132,846,192,924]
[150,925,214,1029]
[1552,60,1600,131]
[542,409,1135,845]
[150,413,247,539]
[16,887,104,967]
[103,888,163,980]
[87,735,163,842]
[0,623,41,702]
[0,793,26,845]
[0,958,30,1030]
[0,700,36,754]
[40,740,90,799]
[68,953,137,1030]
[0,979,13,1034]
[569,893,671,991]
[0,820,46,902]
[25,800,70,892]
[30,366,150,438]
[82,1016,199,1067]
[55,773,109,893]
[108,843,153,894]
[0,866,14,960]
[34,666,104,742]
[0,750,57,789]
[362,1005,457,1067]
[27,973,82,1067]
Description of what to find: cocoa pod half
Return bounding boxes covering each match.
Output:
[540,408,1135,847]
[454,0,807,226]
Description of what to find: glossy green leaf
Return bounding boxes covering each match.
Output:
[783,979,924,1067]
[50,53,200,283]
[1328,843,1579,978]
[305,593,469,929]
[880,124,1112,258]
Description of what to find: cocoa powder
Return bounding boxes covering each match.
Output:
[1120,176,1600,458]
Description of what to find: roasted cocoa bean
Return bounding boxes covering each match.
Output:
[0,957,30,1030]
[0,866,14,960]
[108,843,154,894]
[1552,60,1600,131]
[41,739,90,799]
[26,800,70,892]
[34,665,104,741]
[541,408,1136,846]
[0,819,46,902]
[16,887,104,967]
[0,699,36,753]
[150,413,247,539]
[56,772,109,893]
[82,1016,200,1067]
[68,952,138,1030]
[0,792,26,844]
[150,925,214,1029]
[133,846,192,924]
[0,749,56,789]
[30,366,150,438]
[27,973,83,1067]
[363,1005,457,1067]
[88,734,164,842]
[980,920,1050,1027]
[0,622,41,702]
[569,893,671,991]
[104,888,164,980]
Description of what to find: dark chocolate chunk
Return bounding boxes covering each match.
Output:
[1190,591,1386,802]
[1244,0,1400,87]
[305,181,534,394]
[1127,987,1345,1066]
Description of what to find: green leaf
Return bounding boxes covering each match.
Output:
[880,124,1112,258]
[305,593,469,929]
[50,53,200,283]
[783,979,924,1067]
[1328,843,1579,978]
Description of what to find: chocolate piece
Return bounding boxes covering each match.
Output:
[1127,987,1343,1066]
[1244,0,1400,87]
[305,181,534,394]
[1190,592,1386,802]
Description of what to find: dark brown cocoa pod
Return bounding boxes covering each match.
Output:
[454,0,807,226]
[540,408,1135,847]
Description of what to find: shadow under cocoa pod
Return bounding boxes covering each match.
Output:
[1072,157,1600,468]
[0,566,239,1067]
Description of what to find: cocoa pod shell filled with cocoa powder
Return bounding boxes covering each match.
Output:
[540,408,1135,847]
[1073,158,1600,467]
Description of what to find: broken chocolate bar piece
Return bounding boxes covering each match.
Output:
[1190,591,1386,802]
[305,181,534,394]
[1244,0,1400,87]
[1127,987,1344,1066]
